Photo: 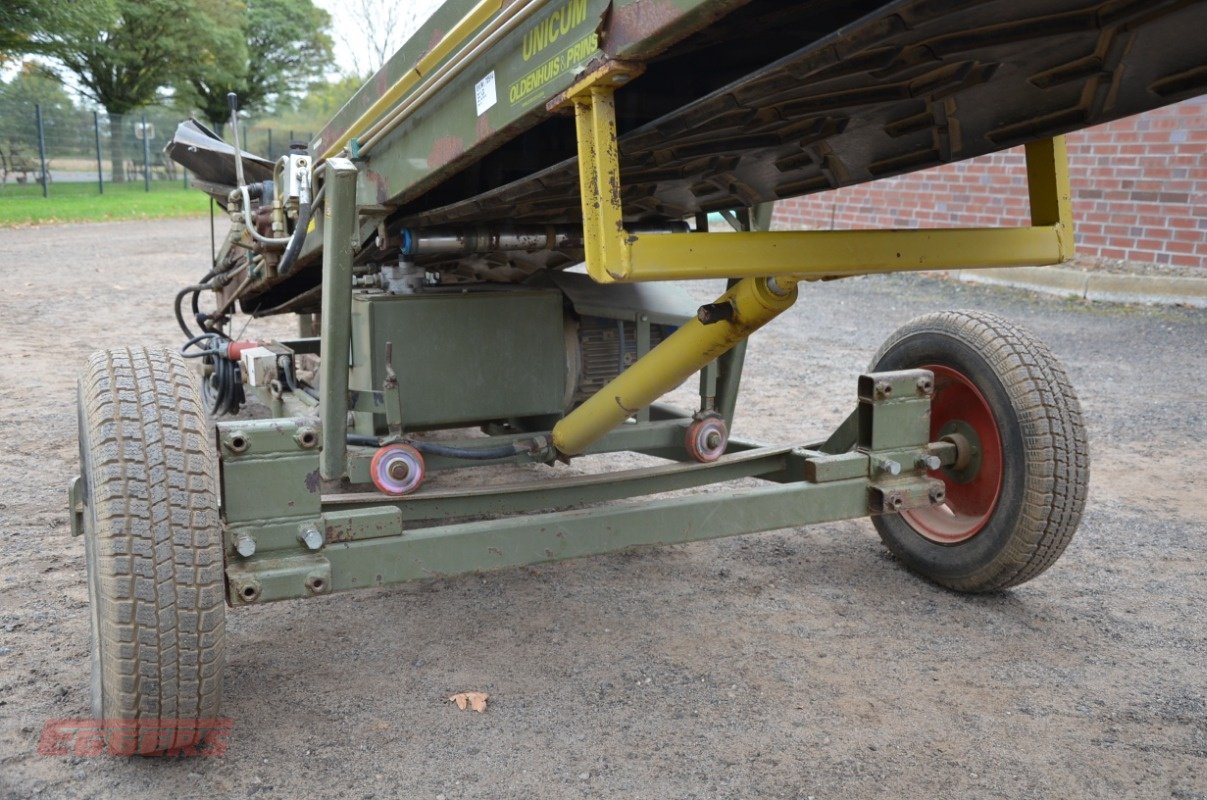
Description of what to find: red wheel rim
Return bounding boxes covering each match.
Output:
[901,364,1003,544]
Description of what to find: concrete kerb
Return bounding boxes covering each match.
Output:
[951,266,1207,308]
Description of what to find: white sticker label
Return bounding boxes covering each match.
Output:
[474,71,497,116]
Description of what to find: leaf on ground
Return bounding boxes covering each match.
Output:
[448,691,489,713]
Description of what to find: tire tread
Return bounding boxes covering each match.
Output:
[871,310,1089,592]
[79,346,224,754]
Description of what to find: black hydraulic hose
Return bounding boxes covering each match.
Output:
[175,282,211,338]
[208,355,242,416]
[276,200,310,276]
[277,183,322,277]
[179,331,223,357]
[346,434,522,461]
[279,354,319,400]
[179,331,241,416]
[174,267,222,337]
[412,440,520,460]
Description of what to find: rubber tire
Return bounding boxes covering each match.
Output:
[78,347,225,755]
[870,310,1089,592]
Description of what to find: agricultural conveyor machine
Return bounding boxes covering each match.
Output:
[70,0,1206,754]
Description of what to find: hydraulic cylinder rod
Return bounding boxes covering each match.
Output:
[397,222,688,258]
[551,276,799,457]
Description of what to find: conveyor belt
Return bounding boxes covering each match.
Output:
[402,0,1207,227]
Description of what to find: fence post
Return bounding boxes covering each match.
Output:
[94,111,104,194]
[35,103,49,198]
[141,112,151,192]
[267,128,273,161]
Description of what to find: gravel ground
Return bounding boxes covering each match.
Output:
[0,219,1204,800]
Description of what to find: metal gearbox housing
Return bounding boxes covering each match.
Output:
[348,288,568,434]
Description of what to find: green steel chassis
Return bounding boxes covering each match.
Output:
[217,367,949,606]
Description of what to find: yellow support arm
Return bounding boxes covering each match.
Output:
[559,67,1074,284]
[549,64,1075,457]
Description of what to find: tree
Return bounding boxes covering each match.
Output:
[337,0,435,77]
[0,0,109,64]
[295,75,364,121]
[39,0,242,181]
[180,0,334,133]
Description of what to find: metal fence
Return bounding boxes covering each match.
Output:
[0,100,314,196]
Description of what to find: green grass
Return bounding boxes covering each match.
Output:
[0,180,209,226]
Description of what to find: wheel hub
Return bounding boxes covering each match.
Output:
[901,364,1004,544]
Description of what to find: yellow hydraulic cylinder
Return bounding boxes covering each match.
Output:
[551,276,799,456]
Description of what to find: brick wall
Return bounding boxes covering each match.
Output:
[773,96,1207,272]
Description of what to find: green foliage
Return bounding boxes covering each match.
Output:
[28,0,242,181]
[247,74,363,140]
[43,0,242,115]
[295,74,364,120]
[180,0,335,128]
[0,0,111,62]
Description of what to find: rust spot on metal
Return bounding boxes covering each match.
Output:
[325,523,354,543]
[363,169,389,205]
[425,27,445,54]
[427,135,466,170]
[603,0,690,56]
[304,469,322,494]
[475,114,494,143]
